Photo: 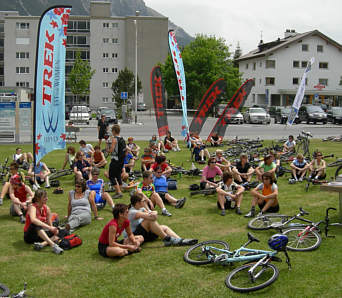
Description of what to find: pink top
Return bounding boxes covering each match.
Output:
[201,165,222,182]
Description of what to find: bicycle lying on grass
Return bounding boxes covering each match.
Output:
[0,282,28,297]
[48,168,73,181]
[327,158,342,180]
[247,207,335,251]
[184,232,291,293]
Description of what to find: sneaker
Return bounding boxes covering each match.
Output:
[220,209,226,216]
[180,238,198,246]
[244,210,255,218]
[257,211,263,217]
[52,244,64,255]
[299,177,303,182]
[45,185,51,189]
[112,192,123,199]
[163,237,182,246]
[32,184,38,191]
[235,207,242,215]
[20,214,26,224]
[161,209,172,217]
[34,242,45,251]
[175,198,186,209]
[0,197,3,206]
[122,182,128,188]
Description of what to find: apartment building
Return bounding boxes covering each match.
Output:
[236,29,342,107]
[0,1,168,110]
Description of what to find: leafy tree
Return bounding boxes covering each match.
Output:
[67,51,95,105]
[160,34,241,109]
[111,67,142,115]
[233,42,242,67]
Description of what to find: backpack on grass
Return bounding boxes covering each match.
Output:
[58,233,82,250]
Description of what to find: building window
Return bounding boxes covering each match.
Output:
[252,78,256,86]
[301,61,308,68]
[317,45,323,52]
[103,38,109,43]
[16,52,30,59]
[103,23,109,28]
[245,63,248,69]
[319,62,328,69]
[16,67,29,74]
[112,38,118,44]
[103,68,108,73]
[293,78,299,85]
[102,97,109,103]
[266,60,276,69]
[112,68,118,73]
[252,94,255,103]
[0,80,4,87]
[253,63,256,70]
[16,82,29,87]
[0,39,3,47]
[16,22,29,30]
[103,82,109,88]
[293,61,300,68]
[339,76,342,86]
[0,67,3,75]
[112,23,119,28]
[265,77,275,85]
[319,78,328,86]
[103,53,108,58]
[302,44,308,51]
[112,53,118,58]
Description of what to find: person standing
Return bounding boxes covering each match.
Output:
[98,114,109,148]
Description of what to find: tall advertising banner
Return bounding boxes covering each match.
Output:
[208,79,254,140]
[287,57,315,126]
[34,6,71,163]
[189,78,226,135]
[150,66,169,137]
[168,30,189,139]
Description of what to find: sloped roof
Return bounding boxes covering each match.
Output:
[236,30,342,62]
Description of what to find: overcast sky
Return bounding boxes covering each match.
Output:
[144,0,342,55]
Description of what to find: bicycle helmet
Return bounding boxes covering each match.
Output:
[268,234,288,251]
[10,174,22,185]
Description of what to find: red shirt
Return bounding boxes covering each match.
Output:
[24,203,48,232]
[151,162,168,172]
[93,151,103,163]
[98,218,129,244]
[14,184,29,203]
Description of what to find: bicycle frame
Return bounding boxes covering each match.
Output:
[248,256,272,283]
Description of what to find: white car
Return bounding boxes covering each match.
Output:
[70,105,90,125]
[244,107,271,124]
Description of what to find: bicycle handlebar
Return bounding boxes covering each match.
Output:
[301,131,313,137]
[299,207,309,216]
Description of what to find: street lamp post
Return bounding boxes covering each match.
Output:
[134,10,140,124]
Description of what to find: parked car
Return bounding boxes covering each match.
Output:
[69,105,90,125]
[101,108,118,124]
[297,105,327,124]
[327,107,342,124]
[243,107,271,124]
[137,102,147,111]
[274,106,298,124]
[96,107,110,120]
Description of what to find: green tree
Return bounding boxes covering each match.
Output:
[67,51,95,105]
[161,35,241,109]
[111,67,142,117]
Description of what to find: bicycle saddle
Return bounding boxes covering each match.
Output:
[247,232,260,243]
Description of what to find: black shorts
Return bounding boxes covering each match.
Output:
[200,178,214,190]
[98,242,109,258]
[24,224,53,244]
[109,160,123,186]
[98,131,106,140]
[217,198,233,210]
[157,192,168,204]
[134,223,158,242]
[29,176,44,185]
[258,201,279,213]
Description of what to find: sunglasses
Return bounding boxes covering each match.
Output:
[156,171,162,174]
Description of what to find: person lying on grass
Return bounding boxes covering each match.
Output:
[9,174,34,224]
[98,203,144,258]
[65,179,103,233]
[216,172,245,216]
[136,170,172,217]
[124,193,197,246]
[153,166,186,209]
[200,157,223,189]
[24,189,63,254]
[244,172,279,218]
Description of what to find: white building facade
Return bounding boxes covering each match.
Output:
[237,30,342,107]
[0,1,168,110]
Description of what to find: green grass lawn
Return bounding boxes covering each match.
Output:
[0,140,342,297]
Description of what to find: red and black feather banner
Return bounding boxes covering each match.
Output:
[189,78,226,135]
[150,66,169,137]
[207,79,254,141]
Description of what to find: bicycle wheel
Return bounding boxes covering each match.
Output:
[335,165,342,179]
[225,262,279,293]
[248,214,289,230]
[0,283,10,297]
[282,227,321,251]
[49,169,73,180]
[183,240,230,265]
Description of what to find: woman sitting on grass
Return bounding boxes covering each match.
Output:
[200,157,223,189]
[125,193,197,246]
[98,203,144,258]
[24,189,63,254]
[62,146,76,170]
[308,151,326,180]
[74,151,92,181]
[66,179,103,233]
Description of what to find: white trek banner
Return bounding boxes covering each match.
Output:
[287,57,315,126]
